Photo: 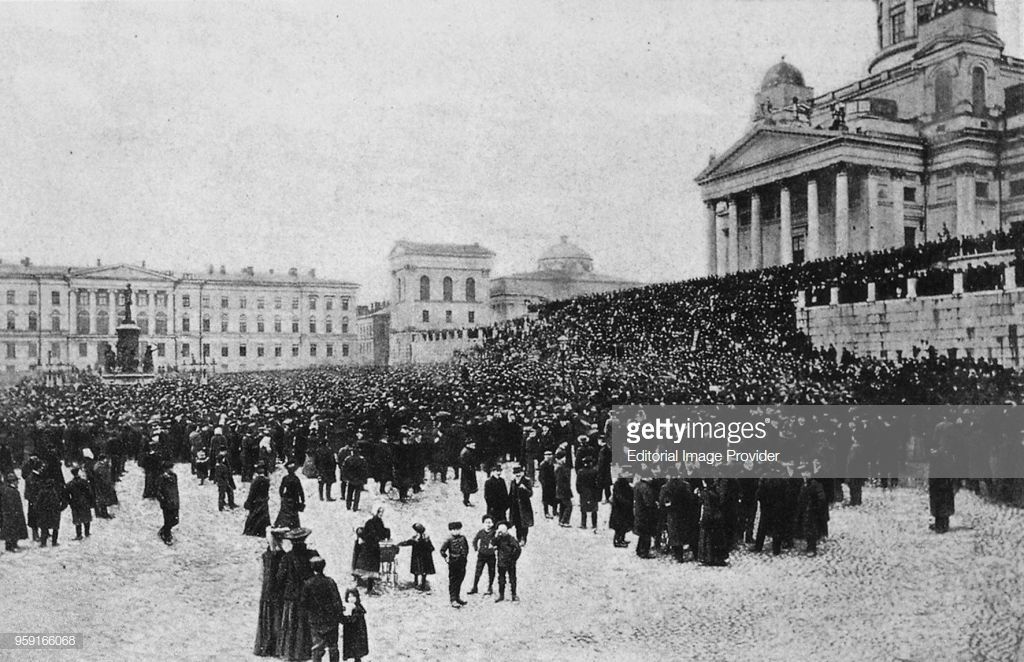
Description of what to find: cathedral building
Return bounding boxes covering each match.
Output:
[697,0,1024,275]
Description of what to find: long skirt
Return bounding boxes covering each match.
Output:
[252,598,281,657]
[243,502,271,537]
[274,499,301,529]
[278,601,312,661]
[698,521,729,566]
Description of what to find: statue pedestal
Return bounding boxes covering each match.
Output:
[115,322,141,373]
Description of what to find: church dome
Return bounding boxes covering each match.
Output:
[538,236,594,273]
[760,59,805,91]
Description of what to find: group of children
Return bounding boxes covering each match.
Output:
[396,516,523,608]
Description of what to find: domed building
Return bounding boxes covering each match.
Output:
[697,0,1023,276]
[489,236,639,322]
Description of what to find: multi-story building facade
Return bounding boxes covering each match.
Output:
[697,0,1024,275]
[0,260,359,373]
[355,302,391,367]
[387,241,494,364]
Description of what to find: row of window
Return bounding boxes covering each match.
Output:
[400,276,477,303]
[4,341,350,360]
[2,290,351,312]
[3,310,352,335]
[421,310,476,324]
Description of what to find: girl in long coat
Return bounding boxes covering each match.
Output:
[253,528,287,657]
[341,588,369,662]
[276,530,318,661]
[0,474,28,551]
[609,476,634,547]
[397,523,436,589]
[274,464,304,529]
[243,466,272,537]
[353,507,390,593]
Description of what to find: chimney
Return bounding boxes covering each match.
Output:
[208,264,214,274]
[219,265,226,275]
[308,268,316,278]
[288,267,298,277]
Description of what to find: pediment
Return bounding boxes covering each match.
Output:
[697,128,833,183]
[71,264,177,282]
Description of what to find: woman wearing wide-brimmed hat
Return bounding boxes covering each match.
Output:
[243,463,272,537]
[253,526,290,657]
[276,527,318,661]
[275,462,305,529]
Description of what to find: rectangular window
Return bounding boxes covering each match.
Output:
[181,343,191,357]
[156,343,166,357]
[890,10,905,42]
[903,187,917,202]
[326,343,334,357]
[325,319,333,333]
[937,182,953,201]
[292,298,299,310]
[182,317,191,332]
[220,317,229,332]
[1010,180,1024,197]
[28,291,37,306]
[239,297,247,309]
[27,314,37,331]
[274,346,282,358]
[325,298,333,310]
[181,295,191,308]
[4,291,12,305]
[221,346,229,357]
[257,297,265,310]
[257,345,265,358]
[309,296,317,310]
[155,291,167,307]
[77,291,89,306]
[96,291,109,306]
[50,343,60,359]
[445,310,453,323]
[203,343,211,358]
[468,311,475,324]
[422,310,430,323]
[310,344,317,357]
[274,297,282,309]
[239,318,248,333]
[274,318,282,333]
[202,317,211,332]
[201,295,210,308]
[239,345,247,357]
[51,316,60,332]
[27,343,36,358]
[221,297,229,309]
[5,343,15,359]
[291,345,299,357]
[5,316,13,331]
[341,298,349,311]
[309,319,317,333]
[257,319,264,333]
[78,342,88,358]
[292,320,299,333]
[342,344,349,357]
[137,291,149,306]
[51,291,60,305]
[976,182,990,199]
[342,321,349,333]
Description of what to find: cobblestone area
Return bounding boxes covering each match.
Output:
[2,470,1023,661]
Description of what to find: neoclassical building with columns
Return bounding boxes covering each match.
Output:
[697,0,1024,275]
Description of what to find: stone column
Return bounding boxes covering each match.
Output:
[706,202,718,276]
[867,169,882,253]
[750,192,762,270]
[953,271,965,295]
[728,198,739,274]
[780,185,793,265]
[1005,263,1017,290]
[867,282,877,302]
[835,167,850,256]
[907,277,917,299]
[830,286,839,306]
[807,177,820,260]
[891,170,906,248]
[956,168,977,239]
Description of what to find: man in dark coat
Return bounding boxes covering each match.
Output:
[753,476,787,555]
[92,454,117,519]
[141,442,161,499]
[21,454,43,541]
[156,461,179,545]
[215,453,237,511]
[315,443,338,502]
[300,556,343,662]
[596,439,613,502]
[439,521,469,608]
[633,477,657,558]
[243,464,272,537]
[537,450,557,518]
[555,457,573,527]
[483,466,509,523]
[459,443,479,507]
[35,476,67,547]
[493,521,522,603]
[340,449,368,512]
[799,472,827,555]
[929,442,958,534]
[576,458,600,529]
[65,465,94,540]
[507,465,534,545]
[846,440,868,507]
[609,475,634,547]
[0,473,28,551]
[659,476,697,562]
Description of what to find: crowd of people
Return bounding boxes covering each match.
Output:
[3,227,1024,656]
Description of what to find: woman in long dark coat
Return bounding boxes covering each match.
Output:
[698,480,729,566]
[609,475,634,547]
[276,529,318,661]
[92,455,118,518]
[244,465,272,537]
[459,443,478,506]
[21,457,42,540]
[274,463,304,529]
[353,506,390,593]
[35,477,67,547]
[341,588,369,662]
[397,523,436,589]
[253,528,287,657]
[0,473,28,551]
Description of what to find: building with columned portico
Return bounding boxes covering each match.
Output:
[697,0,1024,275]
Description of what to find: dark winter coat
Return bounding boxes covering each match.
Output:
[314,446,337,484]
[341,604,369,660]
[214,462,235,490]
[0,483,28,542]
[596,445,613,489]
[459,447,478,494]
[609,477,634,532]
[799,479,828,540]
[659,478,696,548]
[632,479,658,536]
[555,463,573,501]
[65,476,94,525]
[576,466,600,512]
[35,479,67,529]
[538,460,557,503]
[243,474,271,537]
[484,476,509,520]
[300,574,343,632]
[341,454,369,486]
[508,477,535,529]
[354,516,390,574]
[929,448,958,518]
[494,532,522,568]
[156,471,179,511]
[398,534,436,575]
[277,543,320,602]
[93,458,118,507]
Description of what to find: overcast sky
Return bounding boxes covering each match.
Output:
[0,1,1019,300]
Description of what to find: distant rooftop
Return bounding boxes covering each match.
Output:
[390,240,496,259]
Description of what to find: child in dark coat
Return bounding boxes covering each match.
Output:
[341,588,369,662]
[397,522,436,590]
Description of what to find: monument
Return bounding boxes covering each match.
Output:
[102,283,157,383]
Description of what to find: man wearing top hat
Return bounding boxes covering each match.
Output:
[484,465,509,523]
[507,464,534,545]
[65,464,95,540]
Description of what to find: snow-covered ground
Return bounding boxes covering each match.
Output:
[2,466,1024,662]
